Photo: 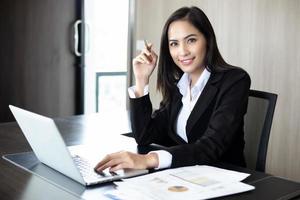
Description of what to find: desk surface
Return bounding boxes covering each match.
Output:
[0,113,299,200]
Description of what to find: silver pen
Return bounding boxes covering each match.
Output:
[143,39,152,62]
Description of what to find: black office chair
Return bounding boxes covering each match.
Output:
[243,89,277,172]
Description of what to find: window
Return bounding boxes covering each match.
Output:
[84,0,130,113]
[96,72,127,112]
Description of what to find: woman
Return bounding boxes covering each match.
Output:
[95,6,250,172]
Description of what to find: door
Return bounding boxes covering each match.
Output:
[0,0,83,122]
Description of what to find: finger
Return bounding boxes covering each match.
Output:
[96,157,125,172]
[141,48,151,56]
[133,56,146,65]
[94,160,109,171]
[143,49,157,64]
[94,151,122,169]
[134,55,149,65]
[94,155,110,170]
[109,162,129,172]
[151,50,158,59]
[139,53,151,64]
[95,159,117,172]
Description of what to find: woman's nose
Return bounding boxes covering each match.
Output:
[178,44,189,56]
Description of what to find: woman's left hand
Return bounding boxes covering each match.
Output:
[94,151,158,172]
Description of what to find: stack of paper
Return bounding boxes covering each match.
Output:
[104,165,255,200]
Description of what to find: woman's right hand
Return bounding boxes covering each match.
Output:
[132,43,158,97]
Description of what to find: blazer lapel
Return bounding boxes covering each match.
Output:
[186,72,223,134]
[168,90,187,144]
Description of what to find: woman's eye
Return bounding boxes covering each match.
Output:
[187,38,196,43]
[169,42,178,47]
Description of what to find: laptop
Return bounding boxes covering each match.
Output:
[9,105,148,186]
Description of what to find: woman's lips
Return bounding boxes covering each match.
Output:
[179,58,194,65]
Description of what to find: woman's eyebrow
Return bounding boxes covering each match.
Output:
[169,34,198,42]
[184,34,198,39]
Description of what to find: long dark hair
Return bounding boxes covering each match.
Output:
[157,6,234,106]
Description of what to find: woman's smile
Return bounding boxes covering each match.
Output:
[179,57,195,66]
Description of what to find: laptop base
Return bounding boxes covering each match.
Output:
[2,152,116,198]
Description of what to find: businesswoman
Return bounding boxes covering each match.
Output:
[95,6,251,172]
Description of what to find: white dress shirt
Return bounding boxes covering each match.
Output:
[176,69,211,142]
[128,68,211,169]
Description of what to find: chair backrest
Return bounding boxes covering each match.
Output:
[244,89,277,172]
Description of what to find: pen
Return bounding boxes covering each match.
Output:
[144,39,151,51]
[143,39,152,62]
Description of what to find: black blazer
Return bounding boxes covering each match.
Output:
[130,68,251,168]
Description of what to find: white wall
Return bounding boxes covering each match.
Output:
[134,0,300,181]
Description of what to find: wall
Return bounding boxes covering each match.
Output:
[134,0,300,181]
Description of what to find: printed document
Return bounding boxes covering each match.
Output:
[104,165,255,200]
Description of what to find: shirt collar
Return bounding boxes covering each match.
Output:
[177,68,211,99]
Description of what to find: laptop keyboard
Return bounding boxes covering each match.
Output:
[72,155,117,180]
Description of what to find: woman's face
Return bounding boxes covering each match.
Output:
[168,20,207,76]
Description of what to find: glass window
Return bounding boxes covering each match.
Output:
[96,73,127,112]
[84,0,129,113]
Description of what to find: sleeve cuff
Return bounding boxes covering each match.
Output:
[128,85,149,98]
[149,150,172,169]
